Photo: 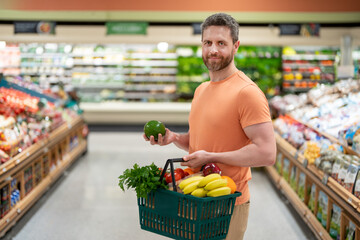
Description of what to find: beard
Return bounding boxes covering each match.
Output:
[202,50,234,72]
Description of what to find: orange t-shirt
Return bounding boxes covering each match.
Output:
[188,70,271,205]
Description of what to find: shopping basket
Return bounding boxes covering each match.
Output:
[137,158,241,240]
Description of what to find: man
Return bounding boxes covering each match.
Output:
[144,13,276,240]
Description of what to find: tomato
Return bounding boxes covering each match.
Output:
[165,172,181,184]
[175,168,185,179]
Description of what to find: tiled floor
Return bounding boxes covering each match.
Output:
[2,132,315,240]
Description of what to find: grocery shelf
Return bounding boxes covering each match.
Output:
[80,102,191,125]
[290,116,360,158]
[265,166,332,240]
[272,132,360,239]
[0,116,84,184]
[0,141,87,237]
[282,54,336,61]
[0,116,87,237]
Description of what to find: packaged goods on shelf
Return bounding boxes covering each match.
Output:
[290,165,297,191]
[297,172,306,201]
[329,203,341,239]
[271,79,360,153]
[318,191,329,227]
[308,184,316,213]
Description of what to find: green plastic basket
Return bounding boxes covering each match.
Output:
[137,158,241,240]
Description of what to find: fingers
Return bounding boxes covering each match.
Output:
[143,134,150,141]
[157,133,164,145]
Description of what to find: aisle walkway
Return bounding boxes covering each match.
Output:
[3,132,315,240]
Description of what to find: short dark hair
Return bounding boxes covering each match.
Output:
[201,13,239,43]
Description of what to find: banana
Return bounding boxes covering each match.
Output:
[204,179,227,191]
[183,181,201,195]
[198,174,221,188]
[191,188,208,198]
[207,187,231,197]
[179,176,204,190]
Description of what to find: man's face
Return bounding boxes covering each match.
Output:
[201,26,239,72]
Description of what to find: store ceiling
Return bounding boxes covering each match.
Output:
[0,0,359,23]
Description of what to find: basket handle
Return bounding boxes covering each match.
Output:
[159,158,184,192]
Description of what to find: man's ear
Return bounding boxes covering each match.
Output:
[234,40,240,51]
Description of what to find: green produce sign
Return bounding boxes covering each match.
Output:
[106,22,148,35]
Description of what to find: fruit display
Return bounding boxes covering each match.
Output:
[281,46,338,93]
[143,120,166,141]
[0,85,80,163]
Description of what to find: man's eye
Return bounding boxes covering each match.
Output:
[219,42,224,46]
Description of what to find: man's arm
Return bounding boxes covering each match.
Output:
[181,122,276,168]
[144,129,190,151]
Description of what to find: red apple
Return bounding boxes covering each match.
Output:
[202,163,222,176]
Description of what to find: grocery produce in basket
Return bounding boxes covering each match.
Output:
[118,163,168,198]
[180,173,234,197]
[143,120,166,141]
[202,163,222,176]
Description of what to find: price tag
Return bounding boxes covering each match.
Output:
[26,152,30,157]
[17,209,21,213]
[303,159,308,168]
[6,219,9,223]
[322,174,329,185]
[68,123,72,129]
[348,198,352,204]
[16,159,20,164]
[319,232,323,237]
[2,168,6,173]
[43,147,48,153]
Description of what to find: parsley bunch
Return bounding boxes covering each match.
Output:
[118,163,168,198]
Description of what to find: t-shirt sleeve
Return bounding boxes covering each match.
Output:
[238,84,271,129]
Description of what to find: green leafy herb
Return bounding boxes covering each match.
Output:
[118,163,168,198]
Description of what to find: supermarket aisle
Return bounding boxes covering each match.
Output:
[3,132,315,240]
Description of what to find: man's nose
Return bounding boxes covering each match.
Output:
[209,45,218,54]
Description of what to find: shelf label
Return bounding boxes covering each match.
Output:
[17,209,21,214]
[14,21,56,35]
[6,219,9,223]
[16,159,20,164]
[43,147,48,153]
[348,198,352,204]
[2,168,6,172]
[322,174,329,185]
[67,123,72,129]
[106,22,148,35]
[26,152,30,157]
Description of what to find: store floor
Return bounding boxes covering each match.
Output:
[3,132,315,240]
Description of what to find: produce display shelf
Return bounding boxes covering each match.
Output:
[282,54,336,60]
[276,133,360,217]
[272,132,360,240]
[0,116,87,237]
[0,116,83,184]
[265,166,332,240]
